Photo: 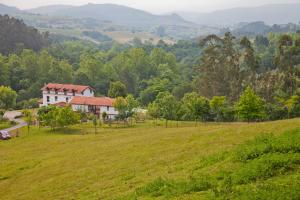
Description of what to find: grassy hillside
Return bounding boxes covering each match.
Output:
[0,122,11,130]
[0,119,299,199]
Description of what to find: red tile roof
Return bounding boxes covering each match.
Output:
[70,96,115,106]
[53,102,68,107]
[41,83,93,93]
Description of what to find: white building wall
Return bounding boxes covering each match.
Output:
[71,104,88,112]
[82,89,94,97]
[100,105,118,119]
[71,104,118,119]
[41,88,94,106]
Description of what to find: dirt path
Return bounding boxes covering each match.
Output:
[1,111,27,132]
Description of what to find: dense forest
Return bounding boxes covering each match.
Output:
[0,15,49,55]
[1,15,300,121]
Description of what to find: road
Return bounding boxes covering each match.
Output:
[1,111,27,132]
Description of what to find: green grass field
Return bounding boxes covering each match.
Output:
[0,119,299,200]
[0,122,11,130]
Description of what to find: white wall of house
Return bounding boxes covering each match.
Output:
[41,88,94,106]
[71,104,89,112]
[100,106,118,119]
[82,88,94,97]
[71,104,118,119]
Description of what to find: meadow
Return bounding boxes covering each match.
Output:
[0,121,11,130]
[0,119,299,200]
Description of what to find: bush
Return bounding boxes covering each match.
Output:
[234,131,300,162]
[232,153,300,184]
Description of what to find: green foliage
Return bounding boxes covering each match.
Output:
[0,15,49,55]
[113,95,139,123]
[23,109,34,133]
[181,92,210,123]
[0,26,300,123]
[38,106,79,130]
[120,128,300,200]
[236,86,266,122]
[210,96,227,122]
[154,92,178,127]
[147,102,160,123]
[108,81,127,98]
[92,115,98,134]
[284,95,300,118]
[0,86,17,109]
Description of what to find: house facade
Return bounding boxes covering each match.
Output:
[41,83,117,118]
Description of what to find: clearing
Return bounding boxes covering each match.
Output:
[0,119,299,199]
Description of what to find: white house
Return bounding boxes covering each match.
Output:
[70,96,118,119]
[40,83,118,118]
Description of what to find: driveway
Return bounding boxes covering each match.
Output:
[1,111,27,132]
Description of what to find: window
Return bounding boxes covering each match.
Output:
[47,96,50,102]
[73,91,75,96]
[90,89,92,93]
[66,97,69,102]
[55,89,58,94]
[47,89,50,94]
[55,96,58,101]
[107,106,109,111]
[64,90,67,95]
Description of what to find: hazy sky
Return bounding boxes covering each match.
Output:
[2,0,300,13]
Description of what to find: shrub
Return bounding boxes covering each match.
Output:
[232,153,300,184]
[234,131,300,162]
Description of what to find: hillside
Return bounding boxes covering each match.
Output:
[0,3,22,15]
[0,119,299,199]
[0,15,49,55]
[27,3,193,28]
[27,5,75,15]
[179,3,300,25]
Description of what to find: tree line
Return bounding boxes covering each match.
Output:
[0,16,300,122]
[0,15,49,55]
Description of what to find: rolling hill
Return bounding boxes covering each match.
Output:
[0,3,22,15]
[0,119,299,199]
[27,3,194,28]
[179,3,300,26]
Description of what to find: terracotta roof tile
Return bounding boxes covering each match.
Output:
[70,96,115,107]
[41,83,93,93]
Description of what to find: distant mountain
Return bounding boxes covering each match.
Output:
[28,5,75,15]
[0,3,22,15]
[27,3,194,28]
[232,21,271,36]
[179,3,300,26]
[219,21,300,37]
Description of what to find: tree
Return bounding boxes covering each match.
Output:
[23,109,34,133]
[114,96,128,123]
[108,81,127,98]
[210,96,226,122]
[181,92,210,126]
[155,92,178,128]
[92,115,98,134]
[113,95,139,126]
[56,106,80,128]
[126,94,139,125]
[0,54,9,86]
[147,102,160,125]
[235,86,265,122]
[156,26,166,37]
[0,15,49,55]
[0,86,17,109]
[284,95,300,119]
[195,33,242,101]
[38,106,79,131]
[102,112,108,122]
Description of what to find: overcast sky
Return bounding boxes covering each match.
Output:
[2,0,300,13]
